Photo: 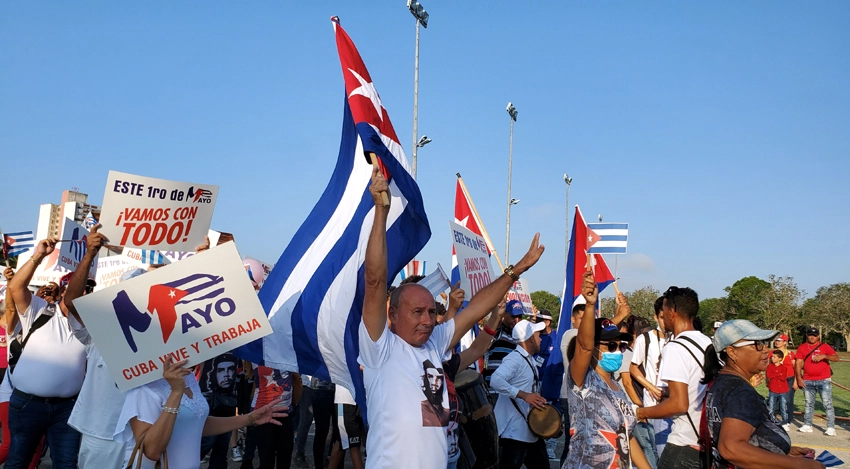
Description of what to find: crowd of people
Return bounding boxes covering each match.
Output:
[0,167,838,469]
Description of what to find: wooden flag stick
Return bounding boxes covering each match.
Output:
[613,281,621,296]
[367,152,389,207]
[586,252,592,273]
[456,173,504,271]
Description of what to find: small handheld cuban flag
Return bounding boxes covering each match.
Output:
[83,211,98,230]
[2,231,35,259]
[586,222,628,254]
[817,450,844,467]
[234,17,431,408]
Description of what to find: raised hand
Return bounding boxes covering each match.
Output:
[86,224,108,254]
[249,397,290,426]
[514,233,544,275]
[195,236,211,253]
[163,358,190,394]
[449,281,465,312]
[369,163,390,208]
[581,271,598,305]
[34,238,58,258]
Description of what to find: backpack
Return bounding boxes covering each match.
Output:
[632,329,660,405]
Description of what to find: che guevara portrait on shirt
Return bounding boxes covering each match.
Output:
[420,359,450,427]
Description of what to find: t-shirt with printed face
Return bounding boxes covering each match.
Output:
[358,319,456,469]
[705,373,791,468]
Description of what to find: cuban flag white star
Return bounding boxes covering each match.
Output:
[348,68,384,121]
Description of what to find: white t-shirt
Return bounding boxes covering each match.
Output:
[10,296,86,397]
[631,329,666,406]
[658,330,711,448]
[559,328,578,398]
[115,375,209,469]
[358,319,456,469]
[69,329,128,439]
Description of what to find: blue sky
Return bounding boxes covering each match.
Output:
[2,2,848,301]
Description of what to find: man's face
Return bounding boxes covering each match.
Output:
[774,338,785,349]
[572,313,583,330]
[502,314,520,330]
[426,367,443,395]
[807,333,819,344]
[389,285,437,347]
[655,312,665,333]
[216,361,236,388]
[661,298,676,330]
[525,331,542,355]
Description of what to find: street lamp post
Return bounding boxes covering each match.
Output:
[408,0,428,179]
[564,174,572,268]
[505,102,518,265]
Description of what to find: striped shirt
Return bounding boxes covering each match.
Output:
[483,324,517,393]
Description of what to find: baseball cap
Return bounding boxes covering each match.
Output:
[512,319,546,342]
[806,327,819,336]
[505,300,525,317]
[713,321,723,329]
[595,318,632,343]
[712,320,779,353]
[775,334,789,341]
[535,309,553,322]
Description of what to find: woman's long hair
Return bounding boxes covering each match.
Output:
[701,344,728,385]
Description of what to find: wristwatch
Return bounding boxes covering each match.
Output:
[504,265,519,282]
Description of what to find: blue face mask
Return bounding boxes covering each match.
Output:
[598,351,623,373]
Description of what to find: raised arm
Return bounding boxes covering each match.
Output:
[8,238,57,313]
[450,234,544,347]
[569,271,598,388]
[457,300,504,370]
[611,292,632,328]
[63,225,107,324]
[362,164,391,342]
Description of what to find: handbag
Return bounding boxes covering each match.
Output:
[125,431,169,469]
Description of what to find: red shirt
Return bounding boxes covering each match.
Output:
[766,363,791,393]
[797,342,836,381]
[780,350,795,377]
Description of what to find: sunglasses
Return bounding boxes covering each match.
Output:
[598,341,629,353]
[731,340,770,351]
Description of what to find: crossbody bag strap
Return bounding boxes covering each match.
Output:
[508,350,539,427]
[8,312,52,372]
[669,336,706,441]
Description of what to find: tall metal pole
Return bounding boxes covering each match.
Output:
[505,118,514,265]
[564,174,572,270]
[411,18,420,179]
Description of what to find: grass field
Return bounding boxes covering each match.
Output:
[754,351,850,420]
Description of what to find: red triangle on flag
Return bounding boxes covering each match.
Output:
[586,227,601,248]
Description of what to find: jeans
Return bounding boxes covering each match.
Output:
[803,379,835,429]
[498,437,548,469]
[200,431,231,469]
[657,443,701,469]
[312,388,335,468]
[295,387,313,456]
[7,393,80,469]
[256,416,294,469]
[768,391,788,425]
[633,421,658,468]
[558,397,570,466]
[784,377,796,422]
[240,426,259,469]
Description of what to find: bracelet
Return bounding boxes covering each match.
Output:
[504,265,519,282]
[161,406,179,414]
[247,413,256,426]
[31,257,43,266]
[482,325,497,336]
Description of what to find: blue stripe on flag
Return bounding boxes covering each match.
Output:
[587,223,628,230]
[586,246,628,254]
[598,235,628,242]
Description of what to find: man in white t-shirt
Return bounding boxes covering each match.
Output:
[635,287,711,469]
[359,167,544,469]
[629,296,667,468]
[6,237,92,469]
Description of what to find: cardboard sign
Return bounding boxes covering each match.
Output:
[94,256,141,292]
[506,278,534,316]
[450,221,496,301]
[57,218,98,279]
[73,242,271,391]
[99,171,219,252]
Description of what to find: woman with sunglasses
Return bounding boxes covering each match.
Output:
[702,320,824,469]
[563,271,650,469]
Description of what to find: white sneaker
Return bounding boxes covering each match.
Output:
[782,423,790,431]
[825,427,836,436]
[798,425,813,433]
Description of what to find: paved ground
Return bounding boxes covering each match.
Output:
[30,415,850,468]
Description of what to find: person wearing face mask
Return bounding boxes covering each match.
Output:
[564,271,650,469]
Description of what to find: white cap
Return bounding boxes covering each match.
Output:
[512,319,546,342]
[714,321,723,329]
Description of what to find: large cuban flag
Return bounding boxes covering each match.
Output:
[540,205,615,399]
[235,18,430,405]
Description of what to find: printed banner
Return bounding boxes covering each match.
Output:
[99,171,219,252]
[506,278,534,315]
[73,242,271,391]
[94,256,140,292]
[57,218,98,279]
[450,221,496,301]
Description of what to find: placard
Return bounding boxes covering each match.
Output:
[57,218,98,279]
[94,256,141,292]
[73,242,271,391]
[99,171,219,252]
[506,278,534,316]
[450,221,496,301]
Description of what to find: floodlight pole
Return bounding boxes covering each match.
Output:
[505,102,518,265]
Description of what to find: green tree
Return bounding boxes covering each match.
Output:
[804,283,850,351]
[699,297,729,331]
[759,275,803,335]
[599,286,661,322]
[531,290,561,323]
[725,276,770,322]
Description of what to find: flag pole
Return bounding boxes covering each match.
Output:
[456,173,503,270]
